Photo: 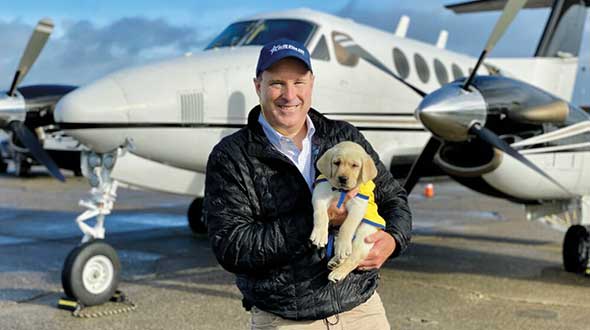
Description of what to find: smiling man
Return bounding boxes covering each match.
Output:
[204,39,412,329]
[255,57,313,149]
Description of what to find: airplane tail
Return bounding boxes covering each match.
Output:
[447,0,589,101]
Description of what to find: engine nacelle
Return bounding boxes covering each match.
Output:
[434,141,503,177]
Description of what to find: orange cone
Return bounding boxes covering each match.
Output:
[424,183,434,198]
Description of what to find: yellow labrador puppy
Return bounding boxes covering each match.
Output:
[309,141,384,282]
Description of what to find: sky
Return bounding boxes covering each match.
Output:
[1,0,589,105]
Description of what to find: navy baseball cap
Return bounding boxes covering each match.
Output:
[256,38,312,77]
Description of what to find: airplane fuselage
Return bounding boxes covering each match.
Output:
[55,9,490,176]
[54,8,585,201]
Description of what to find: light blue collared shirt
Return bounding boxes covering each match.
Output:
[258,113,316,190]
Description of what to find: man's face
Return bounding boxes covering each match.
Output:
[254,57,314,136]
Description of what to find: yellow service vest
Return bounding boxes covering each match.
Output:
[314,175,385,229]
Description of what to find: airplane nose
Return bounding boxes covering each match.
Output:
[416,83,487,142]
[54,77,129,124]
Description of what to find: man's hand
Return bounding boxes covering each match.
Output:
[357,231,396,270]
[327,188,359,227]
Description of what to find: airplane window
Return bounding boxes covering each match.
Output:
[434,59,449,85]
[332,32,359,67]
[451,64,464,80]
[392,47,409,79]
[206,21,257,49]
[311,35,330,61]
[414,54,429,83]
[205,19,316,50]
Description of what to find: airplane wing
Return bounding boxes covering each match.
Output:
[445,0,590,13]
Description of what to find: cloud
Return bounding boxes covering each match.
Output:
[336,0,548,57]
[0,19,33,57]
[0,17,209,87]
[0,19,40,85]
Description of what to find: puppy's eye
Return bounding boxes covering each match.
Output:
[333,161,341,166]
[351,164,359,168]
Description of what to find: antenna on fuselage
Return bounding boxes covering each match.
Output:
[436,30,448,49]
[395,15,410,37]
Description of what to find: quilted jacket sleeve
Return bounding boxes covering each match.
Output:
[203,145,309,275]
[347,124,412,258]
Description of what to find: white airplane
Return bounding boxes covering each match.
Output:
[51,0,589,307]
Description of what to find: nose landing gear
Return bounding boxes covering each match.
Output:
[61,151,122,306]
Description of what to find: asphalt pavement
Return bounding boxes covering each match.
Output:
[0,169,588,330]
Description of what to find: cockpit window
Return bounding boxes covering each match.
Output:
[205,19,316,50]
[205,21,253,49]
[311,35,330,61]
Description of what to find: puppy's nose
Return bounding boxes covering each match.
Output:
[338,176,348,185]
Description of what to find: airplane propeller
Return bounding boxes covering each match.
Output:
[8,121,65,181]
[402,137,442,194]
[403,0,570,196]
[0,18,65,182]
[468,123,568,192]
[8,18,54,96]
[462,0,528,90]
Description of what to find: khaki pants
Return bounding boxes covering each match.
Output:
[250,292,390,330]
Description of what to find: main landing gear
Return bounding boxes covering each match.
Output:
[61,151,122,306]
[563,225,590,275]
[527,197,590,276]
[187,197,207,234]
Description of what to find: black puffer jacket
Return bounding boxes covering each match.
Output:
[203,106,411,321]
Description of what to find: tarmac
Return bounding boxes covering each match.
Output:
[0,168,589,330]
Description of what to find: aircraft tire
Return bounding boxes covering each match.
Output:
[73,168,83,177]
[0,160,7,173]
[188,198,207,234]
[562,225,590,273]
[61,240,121,306]
[14,155,30,177]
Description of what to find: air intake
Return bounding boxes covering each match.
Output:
[180,92,204,123]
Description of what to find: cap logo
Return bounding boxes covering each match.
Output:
[270,43,305,56]
[256,39,312,76]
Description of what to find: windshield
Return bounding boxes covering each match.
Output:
[205,19,316,50]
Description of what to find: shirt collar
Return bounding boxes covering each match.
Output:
[258,112,315,147]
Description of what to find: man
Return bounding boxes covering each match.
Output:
[203,38,411,329]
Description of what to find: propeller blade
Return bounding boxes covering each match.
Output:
[463,0,528,89]
[483,0,528,54]
[469,123,569,194]
[338,39,426,97]
[8,121,65,182]
[8,18,54,96]
[403,137,442,193]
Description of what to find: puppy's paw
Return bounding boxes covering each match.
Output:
[309,228,328,248]
[327,256,343,270]
[328,268,350,283]
[335,241,352,260]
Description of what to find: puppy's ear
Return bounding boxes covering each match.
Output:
[316,149,333,177]
[360,153,378,183]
